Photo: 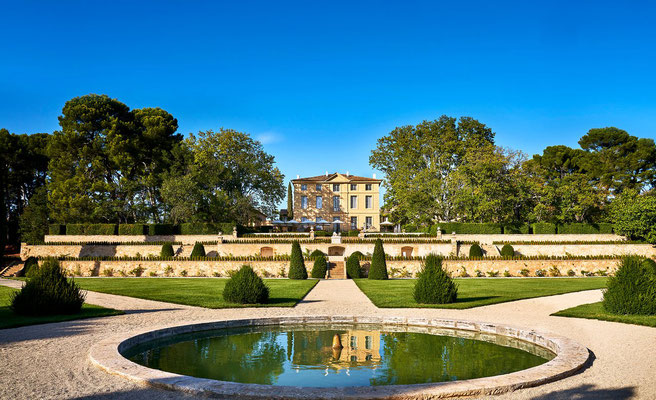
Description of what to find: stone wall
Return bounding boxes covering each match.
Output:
[53,258,620,278]
[43,234,226,244]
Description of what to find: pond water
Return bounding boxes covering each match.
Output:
[123,324,555,387]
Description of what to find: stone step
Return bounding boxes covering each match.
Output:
[0,261,24,277]
[327,261,346,279]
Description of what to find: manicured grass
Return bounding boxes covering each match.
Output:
[0,285,122,330]
[354,277,607,309]
[551,301,656,328]
[73,278,319,308]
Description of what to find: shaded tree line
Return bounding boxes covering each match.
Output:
[370,116,656,228]
[1,94,285,256]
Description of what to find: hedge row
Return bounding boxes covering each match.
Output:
[400,222,615,235]
[47,223,238,236]
[431,223,503,235]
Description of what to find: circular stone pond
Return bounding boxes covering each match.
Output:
[90,316,590,399]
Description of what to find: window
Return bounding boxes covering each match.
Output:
[301,196,308,209]
[350,195,357,209]
[351,355,358,362]
[316,196,322,209]
[365,183,372,191]
[365,335,372,350]
[315,184,322,191]
[365,195,372,209]
[332,196,340,211]
[350,217,357,230]
[350,336,357,349]
[366,216,373,228]
[301,184,307,191]
[350,183,357,190]
[365,354,373,361]
[332,184,340,192]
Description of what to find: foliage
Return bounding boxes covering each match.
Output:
[552,301,656,328]
[368,239,388,279]
[468,243,483,258]
[148,224,176,235]
[309,249,325,259]
[222,265,269,304]
[413,254,458,304]
[434,222,502,235]
[549,266,561,277]
[49,224,65,235]
[347,230,360,237]
[160,243,175,258]
[531,222,557,234]
[19,186,50,244]
[179,222,235,235]
[603,256,656,315]
[11,259,85,316]
[21,257,39,278]
[118,224,147,235]
[287,182,293,220]
[190,242,206,258]
[557,223,613,234]
[610,189,656,243]
[503,223,530,234]
[311,254,328,278]
[346,253,361,278]
[535,269,546,277]
[288,241,307,279]
[500,244,514,258]
[519,268,530,277]
[66,224,117,235]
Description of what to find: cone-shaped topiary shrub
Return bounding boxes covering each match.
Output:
[160,243,175,258]
[311,254,328,278]
[21,257,39,278]
[413,254,458,304]
[603,256,656,315]
[190,242,206,258]
[350,251,364,259]
[469,243,483,258]
[500,244,514,258]
[310,249,325,259]
[11,258,85,316]
[346,253,361,279]
[368,239,388,279]
[288,241,307,279]
[222,265,269,304]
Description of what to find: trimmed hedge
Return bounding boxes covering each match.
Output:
[311,254,328,278]
[413,254,458,304]
[148,224,176,236]
[532,222,557,234]
[309,249,325,259]
[160,243,175,258]
[346,253,361,278]
[603,256,656,315]
[288,241,308,279]
[179,222,236,235]
[222,265,269,304]
[368,239,388,279]
[432,223,502,235]
[468,243,484,258]
[190,242,206,258]
[503,223,530,234]
[557,223,613,234]
[500,244,515,258]
[66,224,117,235]
[20,257,39,278]
[118,224,147,235]
[49,224,65,235]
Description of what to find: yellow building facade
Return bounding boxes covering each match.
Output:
[292,172,382,232]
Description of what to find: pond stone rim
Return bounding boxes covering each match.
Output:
[89,315,590,399]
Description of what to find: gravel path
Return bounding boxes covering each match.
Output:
[0,278,653,399]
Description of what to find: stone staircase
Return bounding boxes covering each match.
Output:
[326,256,346,279]
[0,260,24,277]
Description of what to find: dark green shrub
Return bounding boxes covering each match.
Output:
[66,224,117,235]
[148,224,176,236]
[347,230,360,237]
[288,241,307,279]
[222,265,269,304]
[309,249,325,259]
[413,254,458,304]
[311,254,328,278]
[118,224,147,235]
[160,243,175,258]
[48,224,65,235]
[468,243,484,258]
[500,244,514,258]
[503,223,530,234]
[438,223,502,234]
[603,256,656,315]
[557,223,613,234]
[402,223,418,232]
[346,253,361,278]
[351,251,364,259]
[20,257,39,278]
[314,230,331,237]
[368,239,388,279]
[520,268,530,277]
[643,258,656,275]
[532,222,557,234]
[11,258,85,316]
[179,222,236,235]
[190,242,206,258]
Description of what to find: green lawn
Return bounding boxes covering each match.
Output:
[0,285,122,330]
[73,278,318,308]
[551,301,656,328]
[354,277,607,309]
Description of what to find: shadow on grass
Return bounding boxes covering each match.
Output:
[529,383,635,400]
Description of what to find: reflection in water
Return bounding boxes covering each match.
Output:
[125,324,554,388]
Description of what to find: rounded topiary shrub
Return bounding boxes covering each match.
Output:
[603,256,656,315]
[469,243,484,258]
[11,258,85,316]
[309,249,325,259]
[500,244,514,258]
[413,254,458,304]
[21,257,39,278]
[288,241,307,279]
[311,254,328,278]
[160,243,175,258]
[346,253,361,279]
[222,265,269,304]
[190,242,206,258]
[368,239,388,280]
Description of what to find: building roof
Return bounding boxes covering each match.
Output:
[292,172,382,183]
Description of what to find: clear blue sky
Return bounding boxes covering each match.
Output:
[2,0,656,192]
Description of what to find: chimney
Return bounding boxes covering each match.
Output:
[373,173,377,179]
[296,174,300,179]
